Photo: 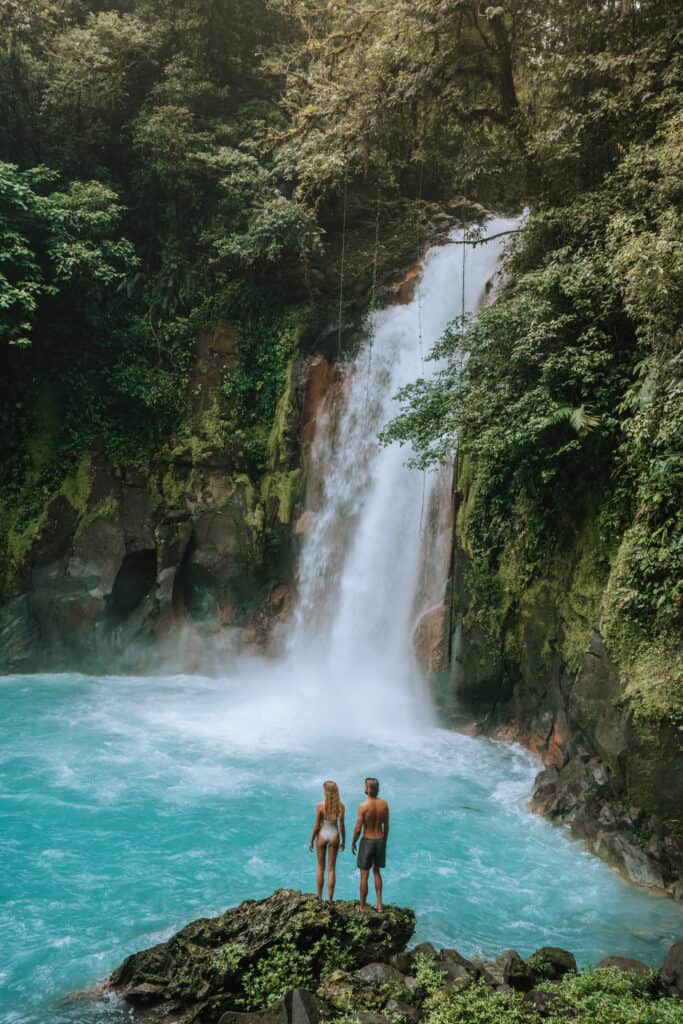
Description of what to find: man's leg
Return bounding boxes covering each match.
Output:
[372,866,383,911]
[359,869,369,911]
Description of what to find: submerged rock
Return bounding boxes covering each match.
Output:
[109,889,415,1023]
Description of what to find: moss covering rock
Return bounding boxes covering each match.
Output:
[107,902,683,1024]
[109,889,415,1023]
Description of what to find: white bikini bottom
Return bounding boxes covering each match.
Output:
[319,823,338,843]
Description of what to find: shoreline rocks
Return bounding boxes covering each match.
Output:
[109,889,415,1023]
[105,889,683,1024]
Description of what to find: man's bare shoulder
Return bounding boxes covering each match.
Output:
[359,797,388,811]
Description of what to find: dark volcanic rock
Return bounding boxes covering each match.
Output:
[389,952,412,975]
[527,947,577,981]
[438,948,478,979]
[408,942,437,961]
[356,963,407,986]
[597,956,652,979]
[109,889,415,1023]
[662,938,683,997]
[219,989,320,1024]
[487,950,536,992]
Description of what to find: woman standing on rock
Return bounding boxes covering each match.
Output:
[309,780,345,902]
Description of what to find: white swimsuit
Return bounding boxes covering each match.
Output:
[319,819,339,843]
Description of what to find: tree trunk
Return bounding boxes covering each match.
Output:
[487,9,519,118]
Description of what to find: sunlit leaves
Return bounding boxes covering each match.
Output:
[0,162,137,347]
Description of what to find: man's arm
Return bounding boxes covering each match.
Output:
[351,805,364,854]
[383,804,390,843]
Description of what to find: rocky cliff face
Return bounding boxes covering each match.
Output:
[441,457,683,899]
[0,327,337,675]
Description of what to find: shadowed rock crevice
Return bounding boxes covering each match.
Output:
[106,549,157,623]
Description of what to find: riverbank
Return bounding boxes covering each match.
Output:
[454,714,683,904]
[106,890,682,1024]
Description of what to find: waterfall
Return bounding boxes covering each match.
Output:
[285,217,520,737]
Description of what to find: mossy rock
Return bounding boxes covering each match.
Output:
[110,890,415,1023]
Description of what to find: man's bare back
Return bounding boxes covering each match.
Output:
[356,796,389,839]
[351,778,390,911]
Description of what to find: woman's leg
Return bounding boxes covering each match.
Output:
[326,840,340,902]
[316,838,327,898]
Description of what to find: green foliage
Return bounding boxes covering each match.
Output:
[525,952,555,981]
[413,953,445,996]
[425,979,541,1024]
[221,296,308,472]
[420,970,683,1024]
[545,966,682,1024]
[212,942,248,977]
[384,30,683,716]
[240,938,313,1009]
[266,0,529,200]
[213,193,321,269]
[240,934,353,1010]
[0,161,135,347]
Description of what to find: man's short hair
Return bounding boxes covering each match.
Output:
[365,777,379,797]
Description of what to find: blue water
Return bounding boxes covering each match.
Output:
[1,672,682,1024]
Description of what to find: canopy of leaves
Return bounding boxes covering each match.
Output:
[383,18,683,712]
[0,161,136,347]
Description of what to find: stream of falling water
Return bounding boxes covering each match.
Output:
[286,218,520,732]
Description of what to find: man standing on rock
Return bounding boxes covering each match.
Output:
[351,777,389,912]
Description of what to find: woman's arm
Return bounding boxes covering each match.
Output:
[309,805,323,850]
[340,804,346,851]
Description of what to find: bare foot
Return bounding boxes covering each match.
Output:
[359,904,366,912]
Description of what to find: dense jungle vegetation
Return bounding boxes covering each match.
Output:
[0,1,681,719]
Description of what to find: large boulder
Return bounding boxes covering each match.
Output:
[109,889,415,1023]
[219,989,320,1024]
[662,938,683,997]
[485,950,536,992]
[597,956,652,979]
[526,947,577,981]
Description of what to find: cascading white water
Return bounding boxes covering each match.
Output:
[286,217,520,736]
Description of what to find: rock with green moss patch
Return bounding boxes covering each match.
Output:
[109,890,415,1024]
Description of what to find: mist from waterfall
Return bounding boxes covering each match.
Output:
[283,218,520,738]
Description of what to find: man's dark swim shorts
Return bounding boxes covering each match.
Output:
[357,837,386,869]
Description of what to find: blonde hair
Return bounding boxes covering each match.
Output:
[323,780,341,821]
